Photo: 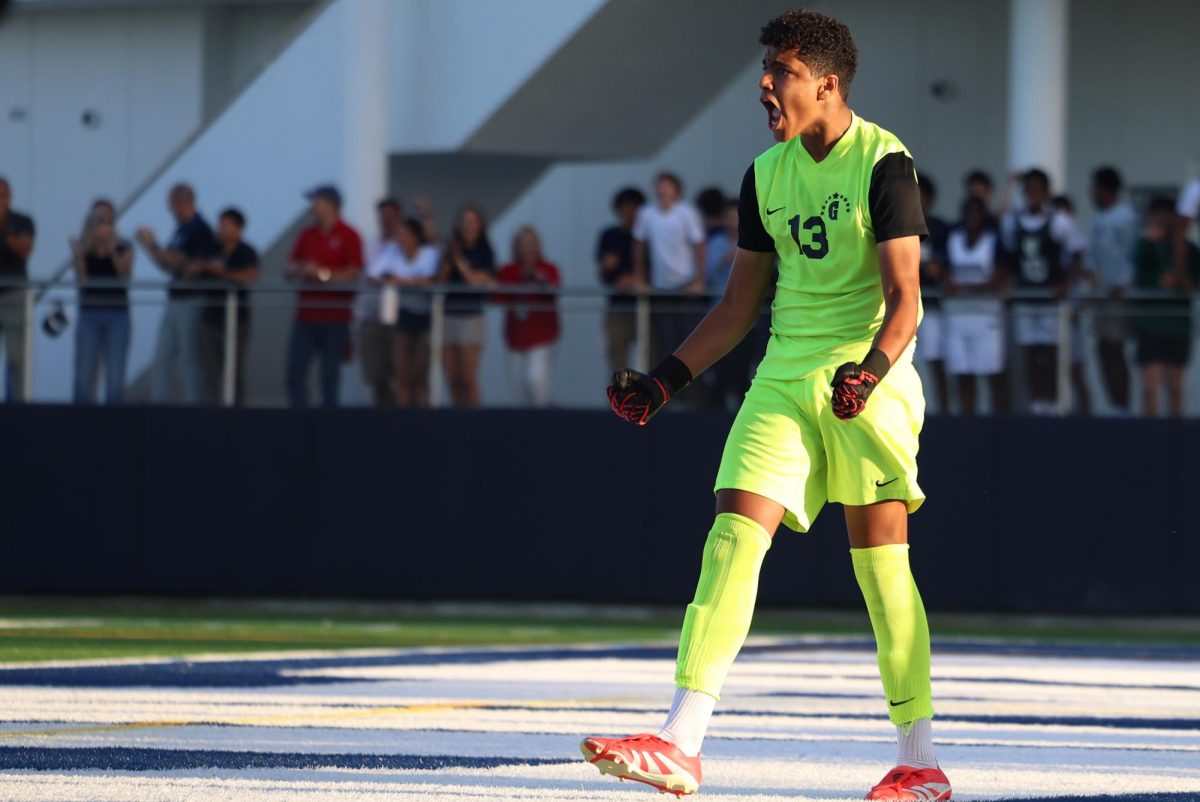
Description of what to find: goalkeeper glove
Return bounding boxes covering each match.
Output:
[607,355,693,426]
[831,348,890,420]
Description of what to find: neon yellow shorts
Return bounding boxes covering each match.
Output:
[714,361,926,532]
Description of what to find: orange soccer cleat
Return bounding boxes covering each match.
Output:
[580,732,702,796]
[866,765,952,800]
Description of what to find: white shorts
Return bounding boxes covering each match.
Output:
[916,309,943,362]
[945,301,1005,375]
[1013,303,1062,347]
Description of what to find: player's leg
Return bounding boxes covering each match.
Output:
[846,502,949,801]
[1098,335,1131,413]
[1166,364,1185,418]
[393,330,413,406]
[583,378,821,796]
[412,330,431,407]
[661,488,784,748]
[581,491,783,796]
[821,361,950,800]
[1141,360,1161,418]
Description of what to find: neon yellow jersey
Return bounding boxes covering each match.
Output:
[737,113,927,380]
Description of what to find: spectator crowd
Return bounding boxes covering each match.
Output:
[1,160,1200,416]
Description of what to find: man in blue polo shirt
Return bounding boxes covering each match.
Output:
[137,183,218,404]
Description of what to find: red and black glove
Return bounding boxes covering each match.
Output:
[831,349,891,420]
[607,355,692,426]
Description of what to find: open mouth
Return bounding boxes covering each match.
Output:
[761,98,782,131]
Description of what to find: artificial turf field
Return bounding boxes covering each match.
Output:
[0,598,1198,801]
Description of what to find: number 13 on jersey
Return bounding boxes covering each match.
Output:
[788,214,829,259]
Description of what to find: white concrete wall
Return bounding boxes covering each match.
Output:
[386,0,607,153]
[0,6,205,283]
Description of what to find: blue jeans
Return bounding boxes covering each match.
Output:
[151,298,204,404]
[286,320,348,408]
[74,307,131,405]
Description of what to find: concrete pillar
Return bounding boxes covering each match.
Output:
[1007,0,1069,186]
[338,0,388,235]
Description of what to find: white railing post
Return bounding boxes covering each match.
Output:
[221,288,238,407]
[21,286,34,402]
[635,292,651,373]
[429,290,445,408]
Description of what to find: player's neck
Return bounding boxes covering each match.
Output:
[798,106,854,163]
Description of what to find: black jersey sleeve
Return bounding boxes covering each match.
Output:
[737,164,776,253]
[868,152,928,243]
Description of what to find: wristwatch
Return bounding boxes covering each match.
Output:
[317,267,332,283]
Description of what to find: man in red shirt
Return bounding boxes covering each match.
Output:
[285,186,364,407]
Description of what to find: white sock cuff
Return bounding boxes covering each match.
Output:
[897,716,938,769]
[659,687,717,757]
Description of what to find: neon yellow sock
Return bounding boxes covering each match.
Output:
[675,513,772,699]
[851,543,935,726]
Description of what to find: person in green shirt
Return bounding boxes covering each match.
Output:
[1133,197,1199,417]
[584,9,950,801]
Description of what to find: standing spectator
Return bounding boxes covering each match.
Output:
[916,174,950,413]
[945,197,1009,415]
[697,187,727,242]
[438,205,495,407]
[388,218,440,407]
[963,169,1000,231]
[0,177,36,402]
[1001,168,1073,415]
[1052,195,1092,415]
[597,187,645,375]
[1176,174,1200,270]
[1133,198,1199,418]
[284,185,363,408]
[706,200,756,409]
[1087,167,1137,416]
[634,172,706,364]
[198,208,258,405]
[136,183,218,405]
[70,212,132,404]
[359,198,404,406]
[496,226,560,407]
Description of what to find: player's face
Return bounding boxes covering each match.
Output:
[378,204,401,235]
[218,217,241,245]
[1024,178,1049,209]
[0,182,10,216]
[1146,211,1171,242]
[655,179,679,207]
[460,209,483,244]
[616,200,640,228]
[759,47,829,143]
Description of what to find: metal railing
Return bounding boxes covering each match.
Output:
[1,277,1197,413]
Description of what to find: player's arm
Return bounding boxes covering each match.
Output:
[831,152,926,421]
[608,248,772,425]
[609,164,774,425]
[675,249,773,374]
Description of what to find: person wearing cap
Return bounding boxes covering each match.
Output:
[284,185,364,407]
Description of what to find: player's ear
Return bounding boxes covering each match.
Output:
[818,74,839,101]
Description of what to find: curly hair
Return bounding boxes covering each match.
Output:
[759,9,858,99]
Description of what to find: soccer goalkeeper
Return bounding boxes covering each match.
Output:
[582,9,950,801]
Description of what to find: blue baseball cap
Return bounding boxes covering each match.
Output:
[305,184,342,208]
